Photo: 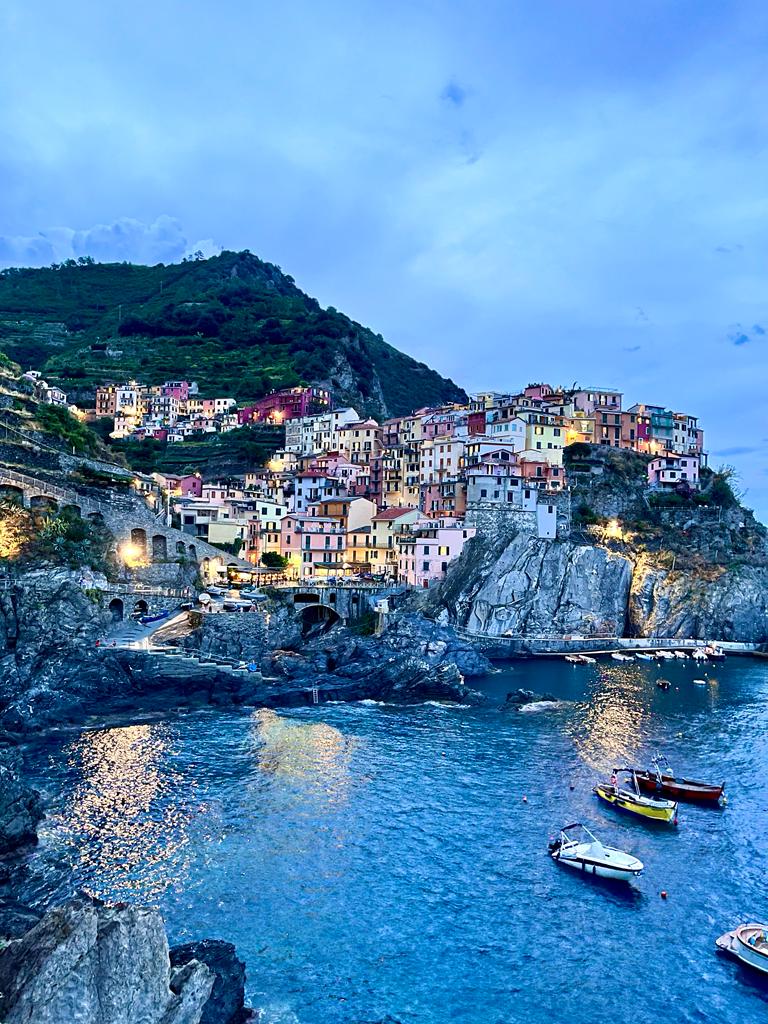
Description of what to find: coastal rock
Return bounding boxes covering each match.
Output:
[0,900,42,939]
[170,940,249,1024]
[629,558,768,642]
[0,747,43,853]
[0,897,214,1024]
[429,533,632,639]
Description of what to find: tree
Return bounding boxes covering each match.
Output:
[261,551,289,569]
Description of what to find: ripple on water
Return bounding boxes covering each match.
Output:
[17,659,768,1023]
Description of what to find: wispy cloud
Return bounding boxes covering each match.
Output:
[441,79,467,108]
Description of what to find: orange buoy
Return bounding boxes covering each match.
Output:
[660,890,668,900]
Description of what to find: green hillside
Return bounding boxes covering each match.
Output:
[0,251,467,418]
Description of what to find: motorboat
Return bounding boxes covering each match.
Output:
[716,924,768,974]
[633,756,725,805]
[672,651,688,659]
[693,678,708,686]
[594,769,678,824]
[635,652,655,661]
[656,650,675,660]
[611,653,634,662]
[692,649,708,661]
[705,644,726,660]
[549,823,643,882]
[656,679,671,690]
[565,655,583,664]
[580,655,597,664]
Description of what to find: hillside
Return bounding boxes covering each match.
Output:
[0,251,467,418]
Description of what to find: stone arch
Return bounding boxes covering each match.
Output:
[108,597,124,622]
[131,528,148,557]
[132,599,149,617]
[298,603,340,635]
[176,540,186,554]
[88,511,105,527]
[151,534,168,561]
[61,503,82,518]
[0,485,24,505]
[30,494,58,511]
[188,544,197,559]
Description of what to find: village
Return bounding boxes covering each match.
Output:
[24,376,701,587]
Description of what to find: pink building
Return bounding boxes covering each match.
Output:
[648,454,700,490]
[396,519,476,588]
[161,380,192,401]
[280,513,346,578]
[238,386,332,425]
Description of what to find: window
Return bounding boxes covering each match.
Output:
[422,561,430,571]
[480,488,487,498]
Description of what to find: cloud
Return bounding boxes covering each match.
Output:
[0,216,219,268]
[441,79,467,107]
[712,445,763,456]
[753,323,765,335]
[623,344,642,352]
[732,333,750,346]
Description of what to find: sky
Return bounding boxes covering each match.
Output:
[1,1,767,517]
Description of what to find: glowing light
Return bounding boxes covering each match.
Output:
[119,541,145,567]
[605,518,623,541]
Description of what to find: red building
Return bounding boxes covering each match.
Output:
[238,386,331,425]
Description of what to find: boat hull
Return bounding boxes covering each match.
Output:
[554,854,641,882]
[594,784,677,823]
[634,771,724,804]
[716,924,768,975]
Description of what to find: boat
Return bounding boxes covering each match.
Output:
[565,655,583,664]
[693,678,708,686]
[656,650,675,660]
[672,651,688,659]
[705,644,726,660]
[594,769,678,824]
[656,678,671,690]
[635,652,655,661]
[633,756,725,805]
[611,653,633,662]
[716,923,768,974]
[692,649,708,661]
[548,823,643,882]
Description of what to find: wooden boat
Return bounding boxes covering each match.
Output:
[549,823,643,882]
[716,924,768,974]
[594,770,678,824]
[633,756,725,805]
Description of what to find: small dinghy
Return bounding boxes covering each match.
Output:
[549,823,643,882]
[611,653,633,662]
[594,769,678,824]
[565,654,583,664]
[634,756,725,805]
[635,652,655,661]
[580,655,597,664]
[716,924,768,974]
[693,678,708,686]
[692,649,708,661]
[656,650,675,660]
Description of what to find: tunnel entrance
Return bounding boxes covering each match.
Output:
[298,604,341,636]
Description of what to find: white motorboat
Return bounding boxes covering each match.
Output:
[692,649,708,661]
[581,655,597,664]
[705,644,726,660]
[611,653,634,662]
[693,678,708,686]
[549,823,643,882]
[656,650,675,660]
[716,923,768,974]
[635,652,655,661]
[672,651,688,659]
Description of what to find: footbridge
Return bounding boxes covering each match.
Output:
[274,581,406,630]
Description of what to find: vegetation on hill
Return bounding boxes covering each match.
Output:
[0,251,467,418]
[112,423,283,476]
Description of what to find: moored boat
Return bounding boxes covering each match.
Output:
[716,923,768,974]
[549,823,643,882]
[633,756,725,805]
[635,652,655,661]
[580,655,597,664]
[692,649,708,661]
[705,644,726,659]
[611,652,633,662]
[656,678,671,690]
[565,654,583,664]
[594,769,678,824]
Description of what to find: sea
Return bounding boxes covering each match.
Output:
[17,656,768,1023]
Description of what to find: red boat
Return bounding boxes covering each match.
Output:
[633,756,726,805]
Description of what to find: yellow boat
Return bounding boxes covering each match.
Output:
[594,770,678,825]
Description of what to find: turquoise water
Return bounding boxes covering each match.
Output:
[18,657,768,1022]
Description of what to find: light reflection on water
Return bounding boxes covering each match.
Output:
[18,659,768,1024]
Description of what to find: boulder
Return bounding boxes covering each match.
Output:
[0,747,43,853]
[170,939,248,1024]
[0,897,214,1024]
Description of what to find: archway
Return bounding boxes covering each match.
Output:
[152,534,168,561]
[298,604,340,636]
[88,511,105,526]
[176,540,186,555]
[108,597,124,623]
[132,599,149,617]
[30,495,58,511]
[0,485,24,505]
[188,544,197,559]
[61,503,82,518]
[131,528,148,557]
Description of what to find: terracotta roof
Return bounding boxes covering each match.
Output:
[372,507,416,521]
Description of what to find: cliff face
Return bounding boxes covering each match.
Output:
[0,898,218,1024]
[428,531,768,644]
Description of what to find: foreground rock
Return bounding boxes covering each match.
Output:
[0,897,252,1024]
[170,940,248,1024]
[0,747,43,853]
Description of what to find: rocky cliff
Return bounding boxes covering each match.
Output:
[426,527,768,644]
[0,897,251,1024]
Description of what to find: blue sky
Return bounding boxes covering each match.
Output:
[1,1,767,517]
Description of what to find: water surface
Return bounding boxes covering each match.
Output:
[19,657,768,1022]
